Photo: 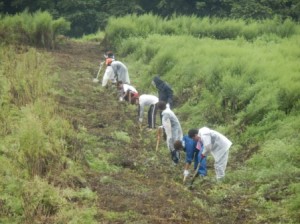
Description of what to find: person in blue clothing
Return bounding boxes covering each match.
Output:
[174,135,207,179]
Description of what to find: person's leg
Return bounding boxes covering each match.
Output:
[148,104,157,128]
[194,150,199,170]
[214,150,229,180]
[102,72,109,87]
[199,157,207,176]
[147,106,152,128]
[170,149,180,164]
[171,150,180,164]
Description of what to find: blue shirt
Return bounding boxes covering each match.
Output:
[182,135,198,164]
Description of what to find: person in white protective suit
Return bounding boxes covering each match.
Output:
[157,101,183,164]
[102,57,116,87]
[188,127,232,181]
[106,58,130,85]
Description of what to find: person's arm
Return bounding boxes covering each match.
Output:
[201,134,212,157]
[162,115,173,150]
[138,103,144,122]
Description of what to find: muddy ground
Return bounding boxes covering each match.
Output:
[48,40,250,224]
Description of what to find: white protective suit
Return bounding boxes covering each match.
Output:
[111,61,130,84]
[102,65,116,87]
[162,108,183,163]
[198,127,232,180]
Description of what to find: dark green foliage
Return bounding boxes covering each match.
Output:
[277,88,300,114]
[1,0,299,37]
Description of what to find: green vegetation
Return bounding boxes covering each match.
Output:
[0,45,98,222]
[0,11,299,223]
[0,11,70,48]
[79,30,106,42]
[106,14,300,223]
[1,0,299,36]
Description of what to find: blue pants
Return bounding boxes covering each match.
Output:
[194,150,207,176]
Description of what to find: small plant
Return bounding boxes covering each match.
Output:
[113,131,131,144]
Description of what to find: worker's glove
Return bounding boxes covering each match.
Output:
[119,97,123,101]
[183,170,189,177]
[138,118,143,123]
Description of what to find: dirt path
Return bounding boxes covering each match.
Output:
[50,40,212,224]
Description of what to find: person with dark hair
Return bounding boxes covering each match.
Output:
[104,50,115,59]
[157,101,182,164]
[174,135,207,180]
[134,94,159,129]
[152,76,173,108]
[188,127,232,181]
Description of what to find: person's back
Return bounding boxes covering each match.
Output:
[162,107,176,124]
[162,108,182,137]
[138,94,159,129]
[182,135,207,176]
[199,127,232,162]
[118,82,138,103]
[122,83,137,94]
[139,94,158,107]
[111,61,130,84]
[152,76,173,108]
[158,101,182,164]
[189,127,232,181]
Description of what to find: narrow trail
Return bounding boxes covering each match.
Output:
[49,40,212,224]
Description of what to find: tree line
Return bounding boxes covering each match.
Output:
[1,0,299,37]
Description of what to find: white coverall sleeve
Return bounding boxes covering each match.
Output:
[138,103,144,120]
[102,67,110,87]
[163,118,173,151]
[102,66,115,87]
[201,134,212,156]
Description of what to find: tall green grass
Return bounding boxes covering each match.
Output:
[0,45,98,223]
[105,14,300,48]
[105,15,300,223]
[0,10,70,48]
